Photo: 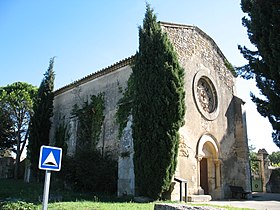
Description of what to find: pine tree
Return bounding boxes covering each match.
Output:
[28,57,55,180]
[132,5,185,199]
[238,0,280,148]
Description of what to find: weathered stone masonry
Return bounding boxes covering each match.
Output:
[50,22,251,201]
[50,57,134,158]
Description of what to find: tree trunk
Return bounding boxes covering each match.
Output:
[14,133,21,179]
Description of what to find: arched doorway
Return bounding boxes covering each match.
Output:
[196,134,221,199]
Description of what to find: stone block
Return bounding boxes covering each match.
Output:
[187,195,212,202]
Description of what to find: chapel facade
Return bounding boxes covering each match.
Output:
[50,22,251,200]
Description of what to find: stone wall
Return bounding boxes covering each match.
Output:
[268,168,280,193]
[161,22,250,199]
[0,157,14,179]
[50,58,133,159]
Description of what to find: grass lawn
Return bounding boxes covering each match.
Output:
[0,179,251,210]
[47,201,154,210]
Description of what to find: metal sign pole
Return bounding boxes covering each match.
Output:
[42,170,51,210]
[39,146,62,210]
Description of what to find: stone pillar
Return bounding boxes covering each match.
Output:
[117,115,135,196]
[257,149,270,192]
[214,159,220,188]
[196,155,204,195]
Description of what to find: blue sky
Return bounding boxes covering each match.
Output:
[1,0,278,153]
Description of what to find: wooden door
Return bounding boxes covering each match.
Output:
[200,158,209,194]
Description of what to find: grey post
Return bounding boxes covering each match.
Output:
[42,170,51,210]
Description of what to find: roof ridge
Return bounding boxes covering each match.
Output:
[54,55,135,96]
[159,21,195,29]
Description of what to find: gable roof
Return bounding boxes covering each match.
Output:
[54,55,135,96]
[159,21,228,63]
[55,22,232,96]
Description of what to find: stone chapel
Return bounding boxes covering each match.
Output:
[50,22,251,201]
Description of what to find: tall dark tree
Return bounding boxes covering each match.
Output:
[28,57,55,180]
[0,82,37,178]
[268,151,280,166]
[132,5,185,199]
[238,0,280,148]
[0,104,13,156]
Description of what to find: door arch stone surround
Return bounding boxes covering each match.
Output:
[196,134,221,199]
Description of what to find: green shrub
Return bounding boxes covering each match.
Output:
[54,155,77,190]
[75,149,117,193]
[1,201,36,210]
[57,148,117,194]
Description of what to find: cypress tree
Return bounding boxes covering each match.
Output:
[28,57,55,180]
[132,5,185,199]
[238,0,280,148]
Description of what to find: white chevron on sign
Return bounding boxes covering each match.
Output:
[43,151,58,167]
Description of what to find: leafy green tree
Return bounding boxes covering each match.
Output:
[238,0,280,148]
[0,82,37,179]
[0,104,13,156]
[248,144,259,174]
[132,5,185,199]
[268,151,280,166]
[250,151,260,174]
[28,57,55,181]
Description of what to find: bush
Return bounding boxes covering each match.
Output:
[56,148,117,194]
[75,149,117,193]
[0,201,36,210]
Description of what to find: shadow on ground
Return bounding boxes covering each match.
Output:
[208,192,280,210]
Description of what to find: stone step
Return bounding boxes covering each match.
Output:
[155,203,224,210]
[187,195,212,202]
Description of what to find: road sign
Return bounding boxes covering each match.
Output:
[39,145,62,171]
